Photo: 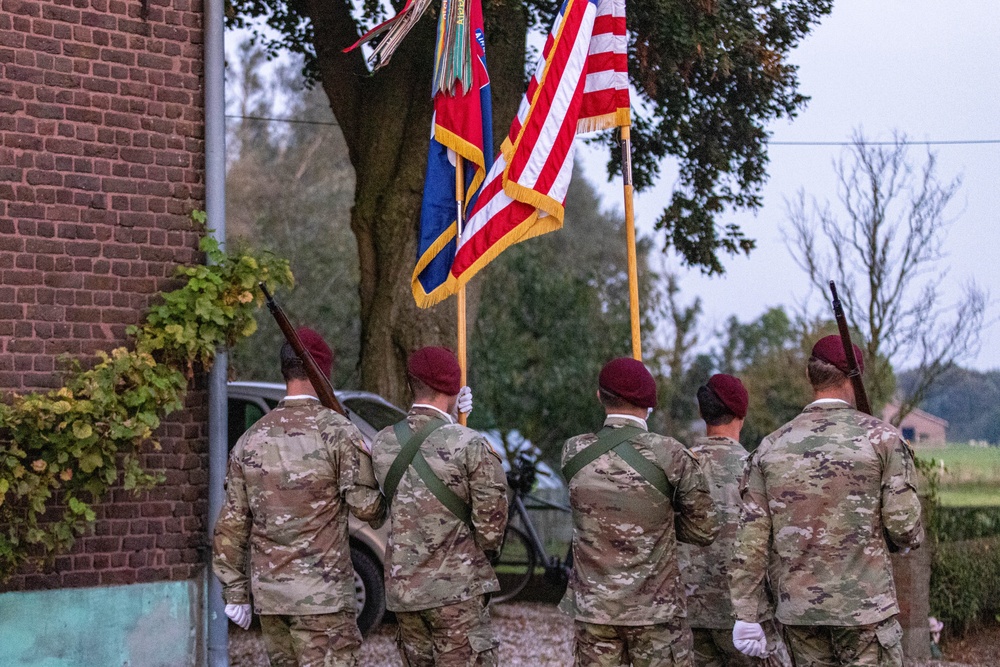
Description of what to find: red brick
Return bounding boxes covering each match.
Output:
[2,0,208,594]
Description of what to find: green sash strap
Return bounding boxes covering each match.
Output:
[561,425,671,499]
[386,419,473,528]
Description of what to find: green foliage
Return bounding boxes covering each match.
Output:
[715,307,813,448]
[223,45,361,387]
[0,223,293,580]
[930,536,1000,636]
[933,507,1000,543]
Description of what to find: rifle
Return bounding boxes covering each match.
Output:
[828,281,899,553]
[259,282,346,416]
[828,281,871,415]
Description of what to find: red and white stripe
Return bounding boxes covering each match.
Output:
[449,0,630,289]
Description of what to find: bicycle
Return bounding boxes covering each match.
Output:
[492,452,574,603]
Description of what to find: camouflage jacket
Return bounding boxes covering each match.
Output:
[560,416,720,626]
[371,406,508,613]
[677,436,748,629]
[730,401,925,626]
[212,397,386,615]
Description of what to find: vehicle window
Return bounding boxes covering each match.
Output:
[342,398,406,431]
[228,399,266,450]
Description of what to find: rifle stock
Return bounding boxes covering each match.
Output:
[828,281,898,553]
[259,282,346,416]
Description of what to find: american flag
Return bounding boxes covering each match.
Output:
[417,0,630,307]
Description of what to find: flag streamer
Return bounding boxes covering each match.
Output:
[342,0,435,71]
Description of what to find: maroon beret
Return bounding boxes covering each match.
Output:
[599,357,658,409]
[407,346,462,396]
[811,334,865,376]
[706,374,748,419]
[297,327,334,379]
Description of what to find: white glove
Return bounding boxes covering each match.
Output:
[457,386,473,415]
[225,603,252,630]
[733,620,767,658]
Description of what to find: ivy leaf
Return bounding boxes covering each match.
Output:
[78,453,103,473]
[72,422,93,440]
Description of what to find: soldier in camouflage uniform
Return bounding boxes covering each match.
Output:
[213,328,386,667]
[678,374,790,667]
[729,336,925,667]
[561,357,720,667]
[370,346,508,667]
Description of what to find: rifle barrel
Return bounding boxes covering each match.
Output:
[258,282,346,416]
[828,281,871,415]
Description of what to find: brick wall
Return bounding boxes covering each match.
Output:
[0,0,209,590]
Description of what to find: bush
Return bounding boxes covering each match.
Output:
[930,536,1000,635]
[934,506,1000,542]
[0,225,292,580]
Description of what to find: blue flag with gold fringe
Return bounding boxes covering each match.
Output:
[411,0,493,307]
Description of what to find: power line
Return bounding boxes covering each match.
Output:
[226,113,339,127]
[771,139,1000,146]
[225,114,999,146]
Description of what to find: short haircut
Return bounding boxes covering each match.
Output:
[598,387,631,410]
[407,375,437,401]
[807,355,847,391]
[280,342,309,382]
[697,385,736,426]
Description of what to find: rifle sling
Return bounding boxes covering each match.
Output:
[386,419,473,528]
[562,426,671,498]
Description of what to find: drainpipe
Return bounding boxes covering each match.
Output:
[204,0,229,664]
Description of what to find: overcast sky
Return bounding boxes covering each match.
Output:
[578,0,1000,371]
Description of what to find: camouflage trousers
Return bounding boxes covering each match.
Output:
[395,595,499,667]
[691,628,755,667]
[258,610,362,667]
[691,622,792,667]
[782,616,903,667]
[574,618,694,667]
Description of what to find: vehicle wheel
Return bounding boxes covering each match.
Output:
[491,525,537,603]
[351,545,385,637]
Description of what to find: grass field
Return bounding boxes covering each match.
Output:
[915,443,1000,506]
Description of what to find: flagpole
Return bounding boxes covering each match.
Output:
[620,124,642,361]
[455,154,469,425]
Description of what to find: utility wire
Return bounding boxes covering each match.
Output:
[227,114,999,146]
[226,113,339,127]
[771,139,1000,146]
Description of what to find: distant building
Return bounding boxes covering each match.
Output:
[883,402,949,449]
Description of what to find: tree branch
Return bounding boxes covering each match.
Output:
[306,0,369,160]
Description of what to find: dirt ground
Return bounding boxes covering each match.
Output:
[937,619,1000,667]
[228,602,995,666]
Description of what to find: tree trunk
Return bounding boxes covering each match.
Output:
[307,0,526,405]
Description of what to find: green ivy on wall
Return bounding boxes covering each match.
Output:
[0,217,293,581]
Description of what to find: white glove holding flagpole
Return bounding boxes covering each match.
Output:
[225,603,252,630]
[457,386,473,415]
[733,620,767,658]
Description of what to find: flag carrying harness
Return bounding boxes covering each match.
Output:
[385,418,474,527]
[561,425,671,498]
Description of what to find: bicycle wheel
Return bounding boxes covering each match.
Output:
[491,525,537,603]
